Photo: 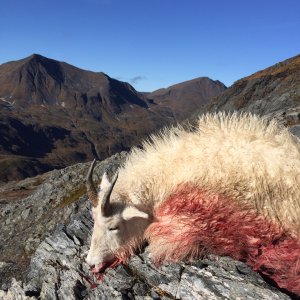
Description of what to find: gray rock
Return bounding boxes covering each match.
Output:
[0,151,294,299]
[289,124,300,138]
[0,152,127,286]
[21,207,32,220]
[0,278,35,300]
[16,206,291,299]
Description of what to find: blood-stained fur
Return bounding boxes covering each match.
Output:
[86,112,300,295]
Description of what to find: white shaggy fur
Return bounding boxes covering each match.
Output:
[87,112,300,268]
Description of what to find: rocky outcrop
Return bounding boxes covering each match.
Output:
[207,54,300,126]
[0,152,126,288]
[0,153,294,299]
[0,215,291,299]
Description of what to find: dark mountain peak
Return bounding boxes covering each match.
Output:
[146,77,226,120]
[24,54,109,79]
[150,77,226,95]
[0,54,146,109]
[19,53,60,70]
[22,54,65,85]
[27,53,46,61]
[0,54,46,68]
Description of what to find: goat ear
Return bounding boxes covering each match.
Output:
[100,172,110,190]
[122,206,149,220]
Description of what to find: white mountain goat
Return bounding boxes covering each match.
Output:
[86,112,300,295]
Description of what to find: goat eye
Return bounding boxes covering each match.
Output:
[108,227,119,231]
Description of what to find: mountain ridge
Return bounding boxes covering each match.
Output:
[0,54,226,182]
[0,53,149,111]
[206,53,300,121]
[146,76,226,119]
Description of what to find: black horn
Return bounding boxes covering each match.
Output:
[86,159,98,207]
[101,172,118,217]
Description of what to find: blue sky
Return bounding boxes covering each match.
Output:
[0,0,299,91]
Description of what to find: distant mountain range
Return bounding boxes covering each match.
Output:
[0,54,226,182]
[144,77,226,120]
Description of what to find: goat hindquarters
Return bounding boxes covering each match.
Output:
[145,184,300,296]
